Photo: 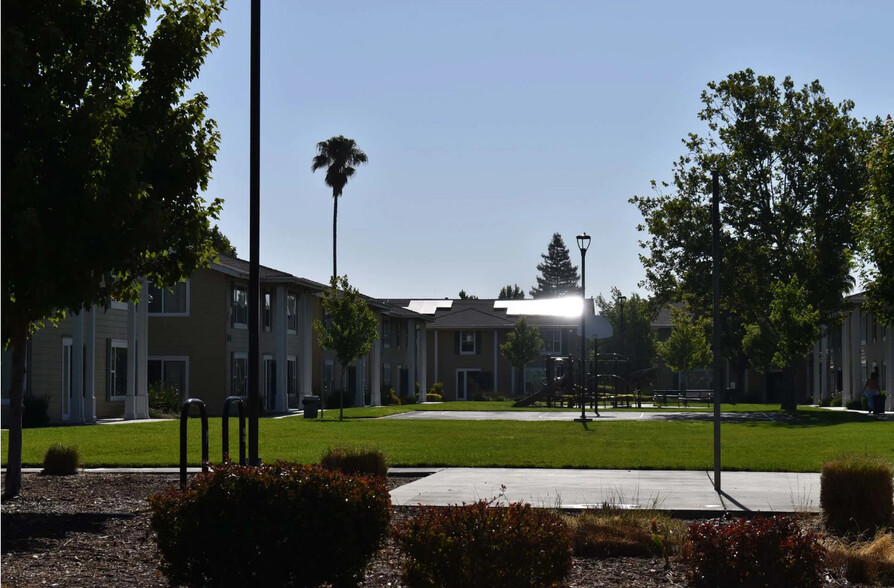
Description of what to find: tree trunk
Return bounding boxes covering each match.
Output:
[332,194,338,281]
[780,366,797,412]
[3,319,28,498]
[339,363,347,421]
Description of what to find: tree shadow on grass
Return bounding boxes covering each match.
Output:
[1,512,135,553]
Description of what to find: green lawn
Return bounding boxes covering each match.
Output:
[2,407,890,472]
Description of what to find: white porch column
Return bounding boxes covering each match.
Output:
[126,281,149,419]
[300,293,313,398]
[370,316,382,406]
[126,299,138,419]
[70,310,85,424]
[850,307,863,403]
[354,358,366,407]
[812,340,821,403]
[886,324,893,411]
[820,328,830,402]
[275,286,288,412]
[407,321,416,399]
[842,313,853,404]
[84,307,96,423]
[417,323,427,402]
[433,331,439,384]
[493,329,499,393]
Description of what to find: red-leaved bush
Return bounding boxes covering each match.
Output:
[395,500,572,588]
[685,516,826,588]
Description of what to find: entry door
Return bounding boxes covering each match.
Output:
[456,369,479,401]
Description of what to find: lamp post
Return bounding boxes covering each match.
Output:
[575,233,591,423]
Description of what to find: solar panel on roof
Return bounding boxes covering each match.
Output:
[404,300,453,315]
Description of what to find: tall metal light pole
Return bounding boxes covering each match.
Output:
[619,295,626,396]
[711,169,722,491]
[575,233,591,423]
[248,0,261,466]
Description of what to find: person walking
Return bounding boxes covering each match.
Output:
[863,368,881,414]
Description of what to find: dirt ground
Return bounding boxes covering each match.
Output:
[1,472,869,587]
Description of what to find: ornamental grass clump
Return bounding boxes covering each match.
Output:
[395,500,572,588]
[41,443,80,475]
[567,508,686,561]
[821,455,894,538]
[826,530,894,585]
[320,446,388,477]
[685,516,826,588]
[149,462,391,588]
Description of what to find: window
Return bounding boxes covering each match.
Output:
[231,353,247,396]
[383,320,391,348]
[232,285,248,328]
[287,357,298,397]
[264,356,276,411]
[149,281,188,315]
[542,330,562,354]
[108,340,128,399]
[263,290,272,332]
[383,363,392,387]
[460,331,476,354]
[287,294,298,333]
[148,357,188,401]
[323,359,335,393]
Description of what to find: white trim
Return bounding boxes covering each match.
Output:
[109,339,129,400]
[455,368,481,401]
[110,299,129,311]
[62,336,73,421]
[459,330,476,355]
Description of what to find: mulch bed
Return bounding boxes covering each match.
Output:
[1,473,868,587]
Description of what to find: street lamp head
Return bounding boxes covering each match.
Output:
[576,233,591,254]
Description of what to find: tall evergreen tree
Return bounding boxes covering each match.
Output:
[529,233,580,298]
[498,284,525,300]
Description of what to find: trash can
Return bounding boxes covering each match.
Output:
[302,395,321,419]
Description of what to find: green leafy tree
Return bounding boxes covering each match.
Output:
[458,290,478,300]
[500,317,543,397]
[742,277,820,410]
[857,115,894,324]
[2,0,225,498]
[530,233,579,298]
[654,306,712,392]
[314,275,379,421]
[209,225,236,257]
[631,70,871,393]
[311,136,368,280]
[498,284,525,300]
[595,288,656,376]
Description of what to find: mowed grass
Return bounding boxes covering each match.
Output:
[2,407,891,472]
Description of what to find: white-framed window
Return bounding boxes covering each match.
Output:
[231,352,247,396]
[232,285,248,328]
[287,294,298,334]
[108,339,128,399]
[287,356,298,397]
[264,355,276,411]
[62,337,73,420]
[149,281,189,316]
[383,319,391,349]
[148,357,188,402]
[263,290,273,332]
[460,330,476,354]
[542,329,562,355]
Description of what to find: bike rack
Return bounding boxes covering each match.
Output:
[179,398,209,490]
[221,396,246,465]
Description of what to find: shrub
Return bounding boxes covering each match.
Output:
[148,382,181,415]
[320,446,388,477]
[846,399,864,411]
[42,444,80,475]
[400,394,417,405]
[149,462,391,588]
[396,500,572,588]
[826,531,894,585]
[429,382,444,396]
[685,516,825,588]
[426,393,443,402]
[41,443,81,476]
[821,455,894,537]
[22,393,50,428]
[381,387,400,406]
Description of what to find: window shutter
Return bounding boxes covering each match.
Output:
[454,332,460,354]
[475,331,482,355]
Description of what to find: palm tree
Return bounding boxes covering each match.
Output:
[311,136,368,280]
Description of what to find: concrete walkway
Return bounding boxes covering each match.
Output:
[389,467,821,514]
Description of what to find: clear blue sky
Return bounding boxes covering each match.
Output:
[192,0,893,300]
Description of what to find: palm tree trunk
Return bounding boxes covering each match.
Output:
[332,194,338,280]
